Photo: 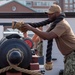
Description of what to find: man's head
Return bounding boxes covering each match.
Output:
[46,4,62,21]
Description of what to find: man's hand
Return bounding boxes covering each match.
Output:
[12,21,28,32]
[23,23,33,31]
[18,27,28,33]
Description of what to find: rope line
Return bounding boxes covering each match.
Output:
[0,48,43,75]
[0,66,12,73]
[0,65,43,75]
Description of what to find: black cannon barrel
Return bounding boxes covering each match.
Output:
[0,34,32,70]
[8,50,23,65]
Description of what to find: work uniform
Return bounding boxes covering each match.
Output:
[52,19,75,75]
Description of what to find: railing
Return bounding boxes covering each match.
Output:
[0,12,75,18]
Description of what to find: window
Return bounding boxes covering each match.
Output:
[12,6,16,11]
[70,5,73,9]
[69,0,73,3]
[33,1,55,6]
[65,0,69,3]
[74,4,75,8]
[26,1,32,7]
[65,5,69,9]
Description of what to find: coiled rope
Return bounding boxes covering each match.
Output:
[46,14,65,63]
[0,65,43,75]
[29,13,65,63]
[0,48,43,75]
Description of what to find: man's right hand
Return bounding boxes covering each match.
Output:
[12,21,28,32]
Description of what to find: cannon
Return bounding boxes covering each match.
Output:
[0,34,43,75]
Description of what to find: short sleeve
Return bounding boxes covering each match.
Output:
[51,24,66,37]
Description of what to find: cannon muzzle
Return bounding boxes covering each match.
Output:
[7,50,23,65]
[0,34,32,71]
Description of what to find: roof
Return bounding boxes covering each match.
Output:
[0,0,36,13]
[0,0,12,6]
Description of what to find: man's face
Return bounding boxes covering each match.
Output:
[48,13,57,22]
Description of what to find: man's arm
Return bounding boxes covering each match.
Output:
[23,24,58,40]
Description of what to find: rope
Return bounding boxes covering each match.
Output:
[46,14,65,63]
[0,48,43,75]
[0,66,12,73]
[12,65,43,75]
[0,65,43,75]
[46,40,53,62]
[29,13,65,63]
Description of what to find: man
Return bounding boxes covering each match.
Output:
[22,4,75,75]
[32,27,43,56]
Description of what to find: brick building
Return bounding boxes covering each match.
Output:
[0,1,36,13]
